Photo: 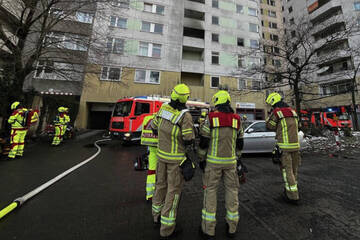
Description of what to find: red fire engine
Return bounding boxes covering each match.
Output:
[300,108,352,129]
[109,96,209,142]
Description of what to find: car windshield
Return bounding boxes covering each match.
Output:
[242,121,253,130]
[339,114,349,120]
[113,101,133,117]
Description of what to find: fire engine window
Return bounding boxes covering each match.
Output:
[113,101,133,117]
[135,102,150,116]
[326,113,335,119]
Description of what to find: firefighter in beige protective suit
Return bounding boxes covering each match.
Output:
[197,90,244,239]
[151,84,195,239]
[265,92,301,205]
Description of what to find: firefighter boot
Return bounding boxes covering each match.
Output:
[282,189,299,205]
[159,225,183,240]
[226,222,237,238]
[199,226,215,240]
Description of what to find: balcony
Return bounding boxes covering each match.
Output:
[311,13,344,36]
[182,60,204,74]
[316,69,353,83]
[185,0,205,12]
[316,50,351,64]
[309,0,342,20]
[183,36,205,48]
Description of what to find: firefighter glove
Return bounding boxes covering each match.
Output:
[237,158,248,184]
[179,158,195,181]
[199,160,206,173]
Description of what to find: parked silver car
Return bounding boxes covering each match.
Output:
[242,120,304,153]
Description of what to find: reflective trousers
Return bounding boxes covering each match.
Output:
[61,124,67,139]
[8,128,27,158]
[52,125,63,145]
[146,146,158,200]
[201,163,239,236]
[152,160,184,237]
[281,151,301,200]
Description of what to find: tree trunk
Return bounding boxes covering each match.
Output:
[351,78,359,130]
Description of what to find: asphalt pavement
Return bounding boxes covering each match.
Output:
[0,132,359,240]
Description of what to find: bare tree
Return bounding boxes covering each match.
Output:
[247,13,358,117]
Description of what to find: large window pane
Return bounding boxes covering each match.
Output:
[154,24,163,33]
[101,67,108,79]
[141,21,151,32]
[150,71,160,83]
[117,18,127,28]
[152,44,161,58]
[109,68,120,80]
[135,70,146,82]
[139,42,149,56]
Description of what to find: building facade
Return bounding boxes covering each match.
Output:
[281,0,360,117]
[76,0,267,129]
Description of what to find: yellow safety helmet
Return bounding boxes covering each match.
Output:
[212,90,231,106]
[201,111,207,117]
[171,84,190,103]
[266,92,282,106]
[11,101,20,110]
[64,107,69,112]
[58,107,65,112]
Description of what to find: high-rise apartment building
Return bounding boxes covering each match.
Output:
[76,0,266,129]
[282,0,360,113]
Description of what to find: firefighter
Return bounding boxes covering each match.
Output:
[265,92,301,204]
[140,113,158,201]
[199,110,207,126]
[197,90,243,239]
[62,107,70,140]
[7,102,28,160]
[52,107,66,146]
[151,83,195,239]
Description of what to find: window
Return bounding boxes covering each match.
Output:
[248,8,257,16]
[249,23,259,33]
[212,0,218,8]
[101,67,121,81]
[269,22,277,29]
[45,32,88,51]
[261,8,263,15]
[250,122,267,132]
[139,42,162,58]
[289,18,295,25]
[141,21,163,34]
[35,61,83,80]
[135,102,151,116]
[135,69,160,84]
[35,61,54,79]
[355,2,360,11]
[252,80,261,90]
[211,52,219,64]
[110,16,127,28]
[112,0,130,8]
[270,34,279,41]
[238,55,245,68]
[272,59,281,67]
[211,76,220,88]
[212,33,219,42]
[291,30,296,37]
[273,47,280,54]
[212,16,219,25]
[288,6,293,13]
[250,39,259,49]
[238,79,246,90]
[268,11,276,17]
[144,3,164,15]
[106,38,124,54]
[248,57,260,69]
[237,38,244,47]
[236,4,243,14]
[76,12,93,23]
[267,0,275,6]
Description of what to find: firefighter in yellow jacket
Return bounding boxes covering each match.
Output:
[52,107,66,146]
[62,107,70,141]
[265,92,301,204]
[151,84,195,239]
[198,91,244,239]
[8,102,27,159]
[141,113,158,201]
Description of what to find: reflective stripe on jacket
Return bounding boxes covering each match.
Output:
[54,113,66,126]
[266,107,299,151]
[151,103,194,162]
[141,114,158,147]
[8,108,26,129]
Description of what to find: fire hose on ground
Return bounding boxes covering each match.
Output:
[0,138,111,220]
